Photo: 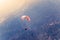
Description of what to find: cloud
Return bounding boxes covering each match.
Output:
[0,17,6,24]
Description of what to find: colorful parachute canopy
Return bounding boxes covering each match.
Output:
[21,15,31,22]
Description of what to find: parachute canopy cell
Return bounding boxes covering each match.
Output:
[21,15,31,22]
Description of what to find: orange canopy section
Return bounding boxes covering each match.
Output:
[21,15,31,22]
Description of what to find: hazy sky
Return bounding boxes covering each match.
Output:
[0,0,60,40]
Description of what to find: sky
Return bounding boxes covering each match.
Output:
[0,0,60,40]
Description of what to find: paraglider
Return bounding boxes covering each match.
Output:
[21,15,31,30]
